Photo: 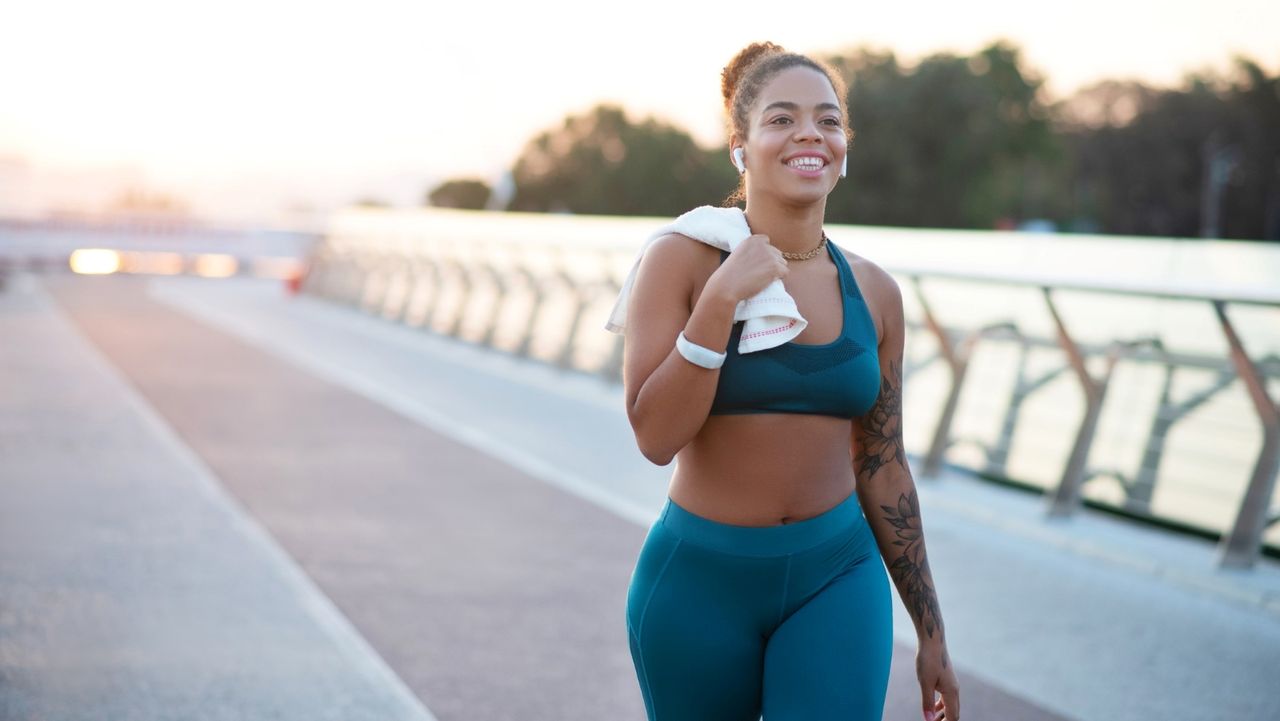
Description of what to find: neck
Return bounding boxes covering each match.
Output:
[742,196,828,256]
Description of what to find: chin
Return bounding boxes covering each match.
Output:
[779,182,835,207]
[751,173,838,207]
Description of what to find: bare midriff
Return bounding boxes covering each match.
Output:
[667,412,856,527]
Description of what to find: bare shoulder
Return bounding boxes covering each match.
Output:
[835,246,898,293]
[635,232,723,306]
[643,232,722,268]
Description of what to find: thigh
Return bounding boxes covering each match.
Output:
[761,556,894,721]
[626,527,773,721]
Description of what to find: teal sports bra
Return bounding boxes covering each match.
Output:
[708,240,881,419]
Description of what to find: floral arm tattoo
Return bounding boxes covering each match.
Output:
[856,359,907,480]
[857,358,946,650]
[880,490,945,644]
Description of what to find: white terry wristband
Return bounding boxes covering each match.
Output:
[676,331,727,369]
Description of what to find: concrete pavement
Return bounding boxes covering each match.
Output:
[0,273,434,721]
[4,271,1279,720]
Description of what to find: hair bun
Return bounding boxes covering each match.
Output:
[720,41,786,112]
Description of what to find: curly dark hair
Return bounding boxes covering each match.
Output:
[720,42,853,205]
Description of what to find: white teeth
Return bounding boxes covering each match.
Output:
[787,157,825,170]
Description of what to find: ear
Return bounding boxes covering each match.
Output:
[729,134,744,158]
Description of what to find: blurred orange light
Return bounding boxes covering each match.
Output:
[193,254,238,278]
[69,249,121,275]
[122,251,186,275]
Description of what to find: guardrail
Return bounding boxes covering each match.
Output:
[303,208,1280,570]
[893,266,1280,569]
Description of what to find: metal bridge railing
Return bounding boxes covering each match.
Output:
[304,209,1280,570]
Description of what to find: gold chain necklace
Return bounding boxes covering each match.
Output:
[781,232,829,261]
[743,214,829,261]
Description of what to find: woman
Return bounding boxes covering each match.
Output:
[620,42,959,721]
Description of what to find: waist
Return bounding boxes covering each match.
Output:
[681,414,853,474]
[659,488,866,557]
[687,412,853,461]
[671,415,856,527]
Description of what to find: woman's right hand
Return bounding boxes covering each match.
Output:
[706,234,789,304]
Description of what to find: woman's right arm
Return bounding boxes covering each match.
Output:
[623,234,738,466]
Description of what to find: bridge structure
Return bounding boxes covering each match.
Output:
[2,214,1279,720]
[0,266,1274,721]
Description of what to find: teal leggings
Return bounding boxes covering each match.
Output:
[625,490,893,720]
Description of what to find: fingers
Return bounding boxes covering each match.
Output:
[922,687,958,721]
[924,686,959,721]
[943,686,960,721]
[920,686,935,721]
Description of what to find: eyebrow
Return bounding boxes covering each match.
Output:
[761,101,841,114]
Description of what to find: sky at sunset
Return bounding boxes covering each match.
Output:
[2,0,1276,224]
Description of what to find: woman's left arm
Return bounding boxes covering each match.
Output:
[851,268,960,721]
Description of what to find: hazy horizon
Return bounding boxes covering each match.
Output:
[3,0,1276,226]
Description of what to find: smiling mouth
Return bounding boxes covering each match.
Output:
[785,157,827,171]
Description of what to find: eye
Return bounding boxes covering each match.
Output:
[769,116,792,125]
[821,117,842,126]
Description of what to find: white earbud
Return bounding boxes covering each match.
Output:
[732,147,746,174]
[840,154,847,178]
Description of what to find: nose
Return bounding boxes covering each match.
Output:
[792,117,823,143]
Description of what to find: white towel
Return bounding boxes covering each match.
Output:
[604,205,807,353]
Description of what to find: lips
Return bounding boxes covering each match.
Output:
[783,153,830,176]
[786,156,826,171]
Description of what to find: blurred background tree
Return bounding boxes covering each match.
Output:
[427,179,492,210]
[1058,58,1280,239]
[823,41,1062,229]
[508,104,737,215]
[499,45,1278,241]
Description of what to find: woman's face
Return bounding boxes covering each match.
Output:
[739,66,847,206]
